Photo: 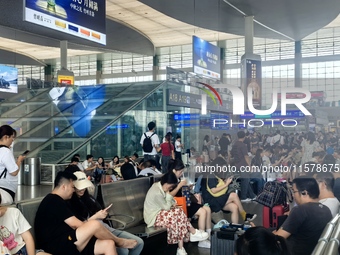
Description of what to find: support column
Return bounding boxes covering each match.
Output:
[241,16,262,111]
[244,16,254,55]
[295,41,302,88]
[57,40,74,85]
[96,60,102,84]
[60,41,68,70]
[217,40,226,83]
[44,64,54,83]
[153,50,160,81]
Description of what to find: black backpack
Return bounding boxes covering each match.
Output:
[143,133,155,153]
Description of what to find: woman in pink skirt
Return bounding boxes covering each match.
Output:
[144,172,209,255]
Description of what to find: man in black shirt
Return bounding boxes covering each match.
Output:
[274,177,332,255]
[218,133,230,158]
[35,171,134,255]
[231,131,256,201]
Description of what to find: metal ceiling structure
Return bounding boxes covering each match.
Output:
[0,0,339,65]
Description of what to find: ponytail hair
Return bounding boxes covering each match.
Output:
[235,227,291,255]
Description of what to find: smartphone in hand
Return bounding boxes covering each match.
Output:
[104,204,112,211]
[21,150,30,156]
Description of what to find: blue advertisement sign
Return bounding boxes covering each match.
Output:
[0,65,18,94]
[193,36,221,80]
[24,0,106,45]
[49,85,106,137]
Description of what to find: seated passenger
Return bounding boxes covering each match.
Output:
[169,159,212,249]
[235,226,290,255]
[35,171,118,255]
[82,154,97,177]
[201,174,256,224]
[138,160,162,177]
[0,194,51,255]
[315,172,340,217]
[144,172,209,255]
[68,171,143,255]
[120,156,137,180]
[274,177,332,255]
[109,156,123,169]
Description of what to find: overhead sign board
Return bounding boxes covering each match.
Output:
[193,36,221,80]
[24,0,106,45]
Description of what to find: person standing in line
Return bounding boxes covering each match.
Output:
[140,122,160,169]
[230,131,256,202]
[218,133,230,159]
[159,133,175,173]
[175,135,184,160]
[0,125,27,204]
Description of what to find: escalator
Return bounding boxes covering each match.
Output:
[11,81,166,163]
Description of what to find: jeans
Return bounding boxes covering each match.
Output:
[144,154,160,170]
[112,229,144,255]
[239,177,256,200]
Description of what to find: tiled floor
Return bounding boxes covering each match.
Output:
[16,185,263,255]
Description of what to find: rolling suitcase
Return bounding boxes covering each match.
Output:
[210,229,237,255]
[263,204,289,228]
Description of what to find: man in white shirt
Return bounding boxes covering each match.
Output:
[175,134,184,160]
[82,154,96,177]
[315,172,340,217]
[270,130,284,146]
[140,122,160,169]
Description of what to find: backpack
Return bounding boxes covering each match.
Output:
[0,145,8,179]
[256,181,292,208]
[143,133,155,153]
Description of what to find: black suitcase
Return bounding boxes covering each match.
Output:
[210,229,238,255]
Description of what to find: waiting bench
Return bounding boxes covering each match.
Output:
[312,214,340,255]
[97,176,166,238]
[16,197,44,246]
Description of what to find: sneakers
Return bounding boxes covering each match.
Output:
[176,247,187,255]
[245,213,257,223]
[190,229,209,242]
[198,240,211,249]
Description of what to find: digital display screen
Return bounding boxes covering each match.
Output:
[0,65,18,94]
[193,36,221,80]
[24,0,106,45]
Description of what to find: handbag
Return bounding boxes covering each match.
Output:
[256,181,292,208]
[206,175,228,197]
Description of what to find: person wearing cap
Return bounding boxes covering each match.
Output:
[68,171,144,255]
[35,171,119,255]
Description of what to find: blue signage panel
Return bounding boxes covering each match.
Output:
[24,0,106,45]
[193,36,221,80]
[240,110,305,119]
[0,65,18,94]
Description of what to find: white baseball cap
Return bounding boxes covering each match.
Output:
[73,171,93,190]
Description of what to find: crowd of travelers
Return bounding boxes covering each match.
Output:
[0,122,339,255]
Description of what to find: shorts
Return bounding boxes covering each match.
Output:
[48,230,80,255]
[187,203,203,218]
[81,236,97,255]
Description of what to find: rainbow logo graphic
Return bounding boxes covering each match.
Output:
[197,82,223,106]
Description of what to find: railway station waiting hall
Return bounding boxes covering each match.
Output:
[0,1,340,255]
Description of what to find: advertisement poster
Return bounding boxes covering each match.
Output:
[193,36,221,80]
[0,65,18,94]
[245,59,262,108]
[24,0,106,45]
[57,74,74,85]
